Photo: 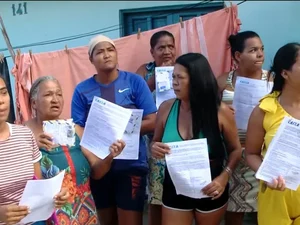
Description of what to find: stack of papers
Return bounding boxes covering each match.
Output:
[256,117,300,190]
[80,97,143,160]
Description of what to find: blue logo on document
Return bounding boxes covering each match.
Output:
[170,144,179,149]
[240,80,249,84]
[288,119,300,127]
[94,97,106,105]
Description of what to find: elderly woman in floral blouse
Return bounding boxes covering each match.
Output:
[25,76,125,224]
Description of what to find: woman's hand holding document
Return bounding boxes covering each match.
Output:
[256,117,300,191]
[80,97,132,159]
[17,171,66,224]
[42,119,76,148]
[155,66,176,109]
[164,139,212,199]
[232,76,273,130]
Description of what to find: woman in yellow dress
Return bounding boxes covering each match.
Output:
[245,42,300,225]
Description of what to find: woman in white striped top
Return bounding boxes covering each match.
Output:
[217,31,272,225]
[0,75,68,225]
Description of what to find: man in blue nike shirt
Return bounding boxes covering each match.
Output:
[71,35,157,225]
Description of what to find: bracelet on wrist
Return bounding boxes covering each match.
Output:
[224,166,232,176]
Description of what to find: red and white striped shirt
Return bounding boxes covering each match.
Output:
[0,123,41,223]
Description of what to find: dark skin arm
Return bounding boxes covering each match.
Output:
[151,99,176,158]
[245,105,286,190]
[216,73,229,99]
[31,122,120,181]
[219,102,242,171]
[75,125,125,180]
[202,103,242,199]
[81,145,114,180]
[245,106,265,172]
[140,113,156,136]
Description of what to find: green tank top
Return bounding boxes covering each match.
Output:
[162,99,223,178]
[162,99,210,153]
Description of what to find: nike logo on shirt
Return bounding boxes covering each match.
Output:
[118,88,130,93]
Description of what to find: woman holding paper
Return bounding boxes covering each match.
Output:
[151,53,242,225]
[217,31,271,225]
[0,75,68,225]
[246,43,300,225]
[26,76,125,225]
[136,30,176,225]
[136,30,176,92]
[71,35,157,225]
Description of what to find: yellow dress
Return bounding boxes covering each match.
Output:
[258,92,300,225]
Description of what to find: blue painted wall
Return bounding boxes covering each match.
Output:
[0,1,199,105]
[0,1,298,107]
[230,1,299,69]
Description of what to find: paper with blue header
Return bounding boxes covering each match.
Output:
[80,96,132,159]
[165,139,211,199]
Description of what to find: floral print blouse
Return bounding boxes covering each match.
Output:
[40,134,99,225]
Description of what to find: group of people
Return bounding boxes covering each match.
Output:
[0,27,299,225]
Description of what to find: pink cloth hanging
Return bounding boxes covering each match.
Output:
[12,5,240,123]
[11,53,33,124]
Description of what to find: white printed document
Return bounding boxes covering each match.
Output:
[232,77,273,130]
[165,139,212,199]
[18,170,65,224]
[155,66,176,109]
[256,117,300,190]
[43,119,76,146]
[115,109,143,160]
[80,97,132,159]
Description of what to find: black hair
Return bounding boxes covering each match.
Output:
[228,31,260,60]
[0,74,8,89]
[150,30,175,49]
[269,42,300,93]
[0,74,5,84]
[175,53,225,159]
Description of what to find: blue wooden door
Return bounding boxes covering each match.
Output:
[124,14,173,35]
[122,3,224,36]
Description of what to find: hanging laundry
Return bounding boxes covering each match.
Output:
[0,57,15,123]
[12,5,240,123]
[11,53,33,124]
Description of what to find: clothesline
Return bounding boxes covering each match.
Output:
[2,0,246,58]
[12,4,240,122]
[237,0,246,5]
[0,0,212,52]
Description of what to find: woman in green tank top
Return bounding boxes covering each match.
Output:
[151,53,242,225]
[135,30,177,225]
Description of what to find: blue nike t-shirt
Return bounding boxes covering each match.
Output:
[71,70,157,173]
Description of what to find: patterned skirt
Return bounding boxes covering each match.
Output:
[227,149,259,212]
[148,157,166,205]
[145,134,166,205]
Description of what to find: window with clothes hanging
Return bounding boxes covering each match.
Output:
[119,1,224,37]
